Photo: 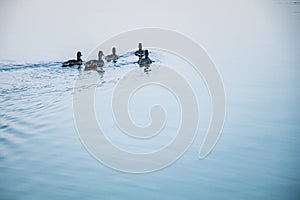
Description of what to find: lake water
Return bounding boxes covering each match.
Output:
[1,1,300,199]
[1,44,299,200]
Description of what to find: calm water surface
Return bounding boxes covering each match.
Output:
[0,45,299,200]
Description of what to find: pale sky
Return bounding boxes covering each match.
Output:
[0,0,299,63]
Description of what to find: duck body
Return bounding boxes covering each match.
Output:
[135,49,145,59]
[62,51,83,67]
[62,59,82,67]
[138,57,152,66]
[105,54,118,63]
[84,60,104,70]
[85,59,104,67]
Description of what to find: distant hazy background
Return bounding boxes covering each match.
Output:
[0,0,299,63]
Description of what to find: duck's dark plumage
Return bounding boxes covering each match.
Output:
[138,50,152,66]
[62,51,83,67]
[135,49,145,59]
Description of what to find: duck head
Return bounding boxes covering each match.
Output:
[98,51,103,60]
[77,51,82,60]
[138,43,142,50]
[145,50,149,58]
[112,47,116,55]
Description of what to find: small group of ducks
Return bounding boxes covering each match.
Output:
[62,43,152,71]
[62,48,118,68]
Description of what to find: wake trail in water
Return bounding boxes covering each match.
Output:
[0,51,161,151]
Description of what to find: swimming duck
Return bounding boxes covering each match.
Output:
[62,51,82,67]
[85,51,104,70]
[138,50,152,66]
[134,43,145,59]
[105,47,118,63]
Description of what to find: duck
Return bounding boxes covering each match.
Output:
[85,51,104,70]
[62,51,82,67]
[138,50,152,66]
[134,43,145,59]
[105,47,118,63]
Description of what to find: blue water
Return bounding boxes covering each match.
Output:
[0,44,299,200]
